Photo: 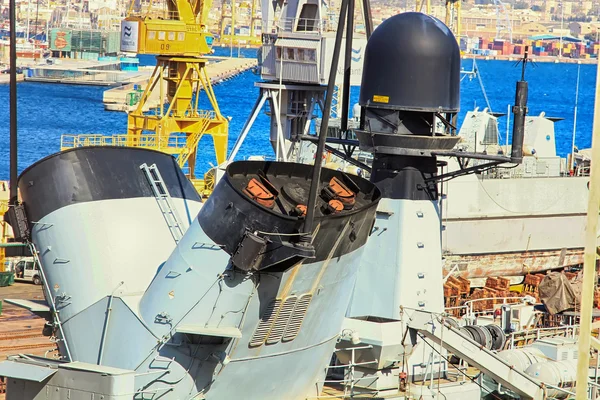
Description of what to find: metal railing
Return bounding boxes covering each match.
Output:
[62,133,188,151]
[262,18,329,35]
[307,345,379,399]
[61,111,217,152]
[444,296,527,323]
[505,324,579,350]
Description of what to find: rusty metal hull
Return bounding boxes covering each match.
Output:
[443,248,585,279]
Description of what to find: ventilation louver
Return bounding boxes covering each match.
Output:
[283,294,312,342]
[249,299,281,347]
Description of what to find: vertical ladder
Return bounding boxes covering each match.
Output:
[140,163,185,244]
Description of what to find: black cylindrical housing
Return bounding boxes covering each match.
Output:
[199,161,380,270]
[18,147,200,223]
[370,155,438,201]
[510,80,528,162]
[359,12,460,112]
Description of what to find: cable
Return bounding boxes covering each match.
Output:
[474,59,493,113]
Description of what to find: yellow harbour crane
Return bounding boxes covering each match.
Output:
[415,0,431,14]
[444,0,461,40]
[62,0,229,195]
[218,0,261,47]
[123,0,229,186]
[415,0,460,39]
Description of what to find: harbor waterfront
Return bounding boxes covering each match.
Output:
[0,56,596,179]
[3,5,600,398]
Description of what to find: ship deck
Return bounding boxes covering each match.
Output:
[0,282,57,400]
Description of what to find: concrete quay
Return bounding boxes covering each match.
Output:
[103,57,257,112]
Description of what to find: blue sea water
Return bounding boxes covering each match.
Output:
[0,54,596,180]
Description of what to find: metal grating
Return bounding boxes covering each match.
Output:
[266,296,297,345]
[282,294,312,342]
[249,299,281,347]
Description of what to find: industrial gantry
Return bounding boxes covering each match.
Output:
[122,0,229,188]
[61,0,229,195]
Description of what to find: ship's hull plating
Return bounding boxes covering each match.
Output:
[442,173,590,278]
[18,147,202,362]
[133,219,368,399]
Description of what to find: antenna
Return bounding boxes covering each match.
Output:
[520,45,528,80]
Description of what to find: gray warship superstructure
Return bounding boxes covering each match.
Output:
[4,5,600,399]
[0,147,380,399]
[334,12,547,398]
[0,0,385,397]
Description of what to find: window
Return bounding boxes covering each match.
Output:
[305,49,316,62]
[285,48,295,60]
[25,262,34,270]
[296,4,318,32]
[276,47,282,60]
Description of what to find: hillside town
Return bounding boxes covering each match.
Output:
[0,0,597,62]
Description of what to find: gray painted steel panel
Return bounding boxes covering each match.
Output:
[276,61,319,83]
[17,148,377,399]
[0,361,56,381]
[261,44,276,76]
[60,296,106,363]
[59,361,134,375]
[175,325,242,338]
[100,298,158,370]
[3,299,50,313]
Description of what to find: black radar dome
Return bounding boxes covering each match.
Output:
[359,12,460,113]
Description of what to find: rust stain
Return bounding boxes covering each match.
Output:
[443,248,585,279]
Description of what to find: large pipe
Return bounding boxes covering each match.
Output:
[510,47,529,163]
[340,0,355,132]
[304,0,348,234]
[509,80,527,162]
[9,0,17,205]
